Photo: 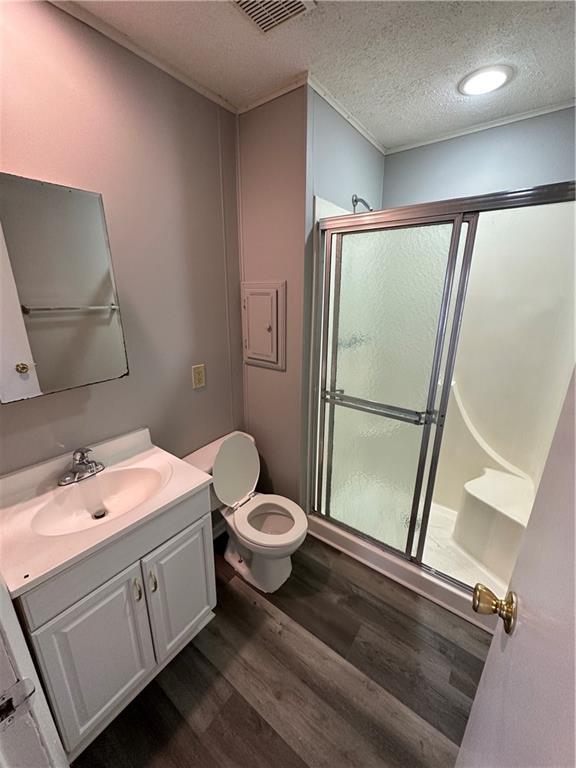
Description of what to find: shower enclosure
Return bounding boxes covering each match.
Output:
[308,183,574,597]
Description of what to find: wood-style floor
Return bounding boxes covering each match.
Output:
[73,535,491,768]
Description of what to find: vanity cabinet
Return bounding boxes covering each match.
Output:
[31,562,156,751]
[26,513,216,755]
[143,520,215,663]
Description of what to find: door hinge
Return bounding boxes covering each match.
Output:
[0,678,35,731]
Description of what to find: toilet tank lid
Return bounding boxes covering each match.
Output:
[183,431,254,474]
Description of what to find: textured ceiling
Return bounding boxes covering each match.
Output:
[70,0,575,150]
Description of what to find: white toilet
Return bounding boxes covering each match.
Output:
[184,431,308,593]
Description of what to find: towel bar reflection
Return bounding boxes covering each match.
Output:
[21,304,119,315]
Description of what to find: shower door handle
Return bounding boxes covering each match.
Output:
[322,390,429,426]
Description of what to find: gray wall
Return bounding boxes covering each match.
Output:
[308,88,385,212]
[0,2,243,474]
[238,87,308,501]
[382,108,576,208]
[236,85,385,503]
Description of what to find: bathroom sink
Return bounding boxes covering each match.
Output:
[31,467,168,537]
[0,428,213,596]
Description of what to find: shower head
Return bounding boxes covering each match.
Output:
[352,194,374,214]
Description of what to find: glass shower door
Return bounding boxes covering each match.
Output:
[317,216,464,555]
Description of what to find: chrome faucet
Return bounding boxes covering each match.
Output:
[58,448,105,486]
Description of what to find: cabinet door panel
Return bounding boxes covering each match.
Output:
[143,515,216,663]
[31,562,154,752]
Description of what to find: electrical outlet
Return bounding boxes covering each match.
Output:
[192,363,206,390]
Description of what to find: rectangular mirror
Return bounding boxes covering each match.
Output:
[0,173,128,403]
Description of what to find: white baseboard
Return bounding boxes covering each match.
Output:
[307,515,496,633]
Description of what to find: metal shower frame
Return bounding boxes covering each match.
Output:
[306,181,575,589]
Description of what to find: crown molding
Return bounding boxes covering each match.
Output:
[48,2,575,158]
[386,100,576,154]
[236,73,310,113]
[307,76,388,155]
[236,75,388,155]
[49,1,238,114]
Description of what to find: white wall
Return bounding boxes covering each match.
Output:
[457,202,574,483]
[435,201,575,510]
[0,2,242,474]
[382,108,575,208]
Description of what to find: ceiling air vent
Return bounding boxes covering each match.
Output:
[235,0,314,33]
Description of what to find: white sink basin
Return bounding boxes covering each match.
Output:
[0,429,213,596]
[31,467,167,537]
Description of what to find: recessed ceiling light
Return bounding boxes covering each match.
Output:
[458,65,514,96]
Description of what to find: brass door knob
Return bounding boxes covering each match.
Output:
[473,583,517,635]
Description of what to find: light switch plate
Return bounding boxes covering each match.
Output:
[192,364,206,389]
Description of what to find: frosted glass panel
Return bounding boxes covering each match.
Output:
[327,405,423,552]
[335,223,453,409]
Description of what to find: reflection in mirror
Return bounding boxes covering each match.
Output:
[0,174,128,403]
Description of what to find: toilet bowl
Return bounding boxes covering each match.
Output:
[184,432,308,593]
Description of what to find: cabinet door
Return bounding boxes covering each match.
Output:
[142,515,216,664]
[31,562,155,752]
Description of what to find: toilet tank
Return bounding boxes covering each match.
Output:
[183,431,255,511]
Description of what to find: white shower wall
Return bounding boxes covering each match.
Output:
[425,200,574,588]
[435,201,575,509]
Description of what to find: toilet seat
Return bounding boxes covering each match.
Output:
[204,431,308,592]
[212,433,308,550]
[212,432,260,508]
[234,494,308,548]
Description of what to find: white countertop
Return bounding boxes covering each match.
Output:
[0,429,212,597]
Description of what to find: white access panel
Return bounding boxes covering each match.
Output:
[241,281,286,370]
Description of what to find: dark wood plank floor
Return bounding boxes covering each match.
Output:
[73,535,491,768]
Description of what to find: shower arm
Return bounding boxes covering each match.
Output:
[352,194,374,214]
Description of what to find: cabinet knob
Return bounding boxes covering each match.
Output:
[15,362,30,374]
[133,578,143,602]
[149,571,158,593]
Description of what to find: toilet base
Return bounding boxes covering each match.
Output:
[224,536,292,593]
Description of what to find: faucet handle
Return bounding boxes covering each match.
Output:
[72,447,92,465]
[59,447,104,486]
